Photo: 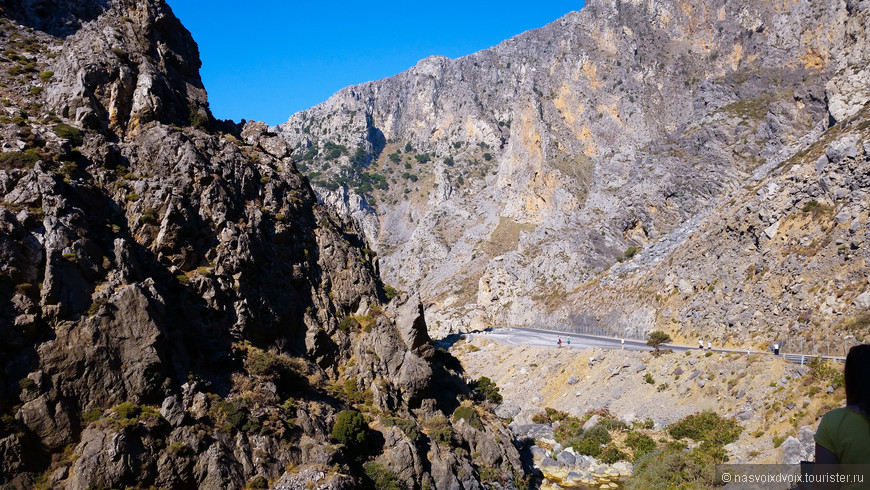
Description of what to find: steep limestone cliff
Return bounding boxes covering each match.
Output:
[276,0,870,341]
[0,1,525,488]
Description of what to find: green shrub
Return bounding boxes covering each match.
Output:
[14,283,35,296]
[624,246,640,259]
[801,200,833,218]
[807,357,844,389]
[531,412,549,424]
[630,444,717,489]
[644,372,655,384]
[599,417,628,431]
[599,444,627,464]
[573,437,603,457]
[625,432,657,461]
[141,208,159,224]
[18,377,35,390]
[363,462,401,490]
[248,476,268,489]
[469,376,503,404]
[29,86,42,96]
[570,424,611,457]
[0,150,39,169]
[214,398,256,433]
[384,284,399,299]
[414,153,430,163]
[334,378,371,405]
[245,347,306,393]
[668,410,742,448]
[338,316,359,332]
[633,417,655,430]
[332,409,368,449]
[321,141,347,160]
[38,71,53,82]
[453,405,483,430]
[189,110,208,130]
[82,408,102,423]
[647,330,672,356]
[553,416,584,443]
[381,416,420,442]
[113,402,141,420]
[424,415,453,446]
[483,153,492,161]
[584,425,611,445]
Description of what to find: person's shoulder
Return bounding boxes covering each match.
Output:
[820,407,850,424]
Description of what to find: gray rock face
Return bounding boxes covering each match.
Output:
[274,0,866,341]
[780,436,810,464]
[511,423,555,443]
[556,450,576,466]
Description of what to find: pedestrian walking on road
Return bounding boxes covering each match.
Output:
[621,337,625,350]
[699,339,704,350]
[567,337,571,347]
[557,336,562,348]
[773,342,780,356]
[708,341,712,351]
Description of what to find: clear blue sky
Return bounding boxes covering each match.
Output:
[166,2,583,126]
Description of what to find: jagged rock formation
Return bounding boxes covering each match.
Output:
[276,0,870,342]
[0,1,525,488]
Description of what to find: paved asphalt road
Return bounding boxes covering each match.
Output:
[470,326,845,363]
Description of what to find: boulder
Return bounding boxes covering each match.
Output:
[826,134,860,163]
[511,424,555,443]
[556,450,576,466]
[160,396,186,427]
[780,436,809,464]
[582,414,601,432]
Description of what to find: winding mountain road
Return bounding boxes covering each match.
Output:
[469,327,844,364]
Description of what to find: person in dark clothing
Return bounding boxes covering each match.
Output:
[815,344,870,465]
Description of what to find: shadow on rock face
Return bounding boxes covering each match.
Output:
[0,0,111,38]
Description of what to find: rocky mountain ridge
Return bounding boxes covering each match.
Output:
[276,0,870,342]
[0,1,525,488]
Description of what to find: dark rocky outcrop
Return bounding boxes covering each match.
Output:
[0,1,523,488]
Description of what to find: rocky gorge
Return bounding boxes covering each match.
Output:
[0,1,526,488]
[2,0,870,488]
[276,0,870,349]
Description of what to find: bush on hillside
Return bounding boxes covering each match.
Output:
[332,409,368,449]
